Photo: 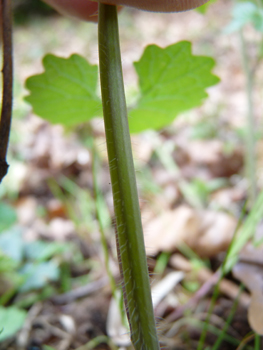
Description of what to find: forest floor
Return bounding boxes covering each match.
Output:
[1,0,263,349]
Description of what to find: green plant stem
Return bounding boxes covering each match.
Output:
[240,30,257,204]
[254,334,261,350]
[98,4,159,349]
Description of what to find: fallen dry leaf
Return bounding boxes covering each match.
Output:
[198,210,237,257]
[233,261,263,335]
[16,196,38,226]
[152,271,185,309]
[248,292,263,336]
[174,139,244,178]
[239,242,263,266]
[25,121,91,171]
[144,205,201,256]
[232,239,263,335]
[211,186,246,209]
[44,218,75,241]
[144,206,237,258]
[46,198,67,219]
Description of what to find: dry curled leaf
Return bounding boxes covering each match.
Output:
[144,205,237,258]
[174,140,244,178]
[232,238,263,335]
[233,261,263,335]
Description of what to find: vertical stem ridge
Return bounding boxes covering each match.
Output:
[98,4,160,349]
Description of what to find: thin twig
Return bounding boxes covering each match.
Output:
[167,255,250,323]
[0,0,13,183]
[16,302,43,349]
[51,276,109,304]
[239,30,257,204]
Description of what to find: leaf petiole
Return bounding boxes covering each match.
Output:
[98,4,160,349]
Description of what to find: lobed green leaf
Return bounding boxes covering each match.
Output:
[129,41,219,133]
[25,54,102,126]
[25,43,219,134]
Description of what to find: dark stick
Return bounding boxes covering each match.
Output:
[0,0,13,183]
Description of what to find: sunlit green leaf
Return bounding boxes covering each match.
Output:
[196,0,217,14]
[128,42,219,133]
[25,44,219,134]
[25,54,102,126]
